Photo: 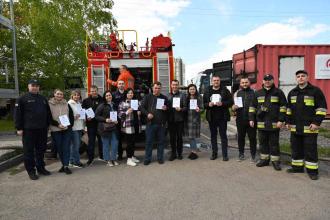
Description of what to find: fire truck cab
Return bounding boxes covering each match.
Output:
[86,30,175,97]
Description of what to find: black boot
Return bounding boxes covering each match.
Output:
[210,153,218,160]
[37,167,51,176]
[256,159,269,167]
[169,154,177,161]
[272,161,282,171]
[308,173,319,180]
[28,171,39,180]
[177,154,183,160]
[287,167,304,173]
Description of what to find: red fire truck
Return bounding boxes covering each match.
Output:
[86,30,175,97]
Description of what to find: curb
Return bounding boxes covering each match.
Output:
[0,153,23,173]
[200,132,330,162]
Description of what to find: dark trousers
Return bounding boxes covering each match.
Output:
[117,126,124,158]
[125,133,136,158]
[290,134,318,174]
[51,129,71,167]
[258,130,280,161]
[22,128,47,173]
[168,121,184,156]
[209,120,228,157]
[145,124,165,162]
[87,126,103,161]
[237,120,257,156]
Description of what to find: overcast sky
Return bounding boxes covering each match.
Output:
[112,0,330,81]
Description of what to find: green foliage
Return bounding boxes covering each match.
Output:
[0,119,15,132]
[0,0,117,91]
[280,142,330,158]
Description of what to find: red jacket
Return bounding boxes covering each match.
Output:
[107,70,135,90]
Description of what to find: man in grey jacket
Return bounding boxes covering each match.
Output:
[140,81,168,165]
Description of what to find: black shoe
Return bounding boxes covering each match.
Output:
[117,155,123,161]
[169,154,177,161]
[144,160,151,166]
[308,173,319,180]
[287,167,304,173]
[76,162,85,168]
[188,152,198,160]
[210,153,218,160]
[64,167,72,175]
[37,167,51,176]
[177,155,183,160]
[237,154,245,162]
[272,161,282,171]
[256,159,269,167]
[86,160,94,167]
[158,160,164,164]
[58,166,65,173]
[28,171,39,180]
[223,156,229,161]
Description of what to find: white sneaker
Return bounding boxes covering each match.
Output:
[107,161,114,167]
[113,160,119,166]
[127,158,137,167]
[131,156,140,163]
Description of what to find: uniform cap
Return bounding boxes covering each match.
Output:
[263,74,274,81]
[28,79,40,85]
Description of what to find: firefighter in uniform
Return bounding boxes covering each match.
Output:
[286,70,327,180]
[14,79,52,180]
[249,74,287,171]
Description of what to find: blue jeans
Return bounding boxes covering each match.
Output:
[190,138,198,150]
[101,131,119,161]
[70,130,82,164]
[209,120,228,157]
[145,124,166,162]
[51,129,72,167]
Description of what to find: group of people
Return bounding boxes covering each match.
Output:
[14,68,327,181]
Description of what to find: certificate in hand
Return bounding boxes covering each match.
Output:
[234,97,243,108]
[78,108,86,119]
[131,100,139,111]
[211,94,221,103]
[110,111,117,122]
[172,97,181,108]
[189,99,198,110]
[59,115,70,127]
[156,98,165,110]
[85,108,95,118]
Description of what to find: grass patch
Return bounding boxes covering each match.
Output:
[0,119,15,132]
[280,142,330,158]
[319,127,330,139]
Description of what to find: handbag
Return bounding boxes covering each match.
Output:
[103,122,116,131]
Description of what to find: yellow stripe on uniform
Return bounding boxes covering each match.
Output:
[249,107,256,113]
[305,161,318,170]
[271,155,280,161]
[303,126,318,134]
[292,159,304,166]
[257,122,265,128]
[271,96,279,103]
[260,154,269,160]
[315,108,327,116]
[280,106,287,113]
[286,108,292,115]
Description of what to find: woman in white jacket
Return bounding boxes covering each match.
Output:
[68,90,85,168]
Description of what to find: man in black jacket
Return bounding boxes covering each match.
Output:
[249,74,287,171]
[82,85,104,165]
[232,77,257,162]
[286,70,327,180]
[203,75,234,161]
[140,81,168,165]
[14,79,52,180]
[112,80,126,160]
[168,80,187,161]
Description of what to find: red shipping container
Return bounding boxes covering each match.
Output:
[233,44,330,117]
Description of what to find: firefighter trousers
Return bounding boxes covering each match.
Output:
[258,130,280,162]
[290,134,318,174]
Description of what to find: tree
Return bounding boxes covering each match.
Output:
[0,0,117,91]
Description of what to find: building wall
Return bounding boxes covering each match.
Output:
[174,58,186,85]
